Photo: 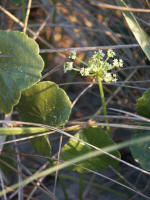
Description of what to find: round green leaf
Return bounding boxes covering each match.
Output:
[136,88,150,118]
[17,81,71,127]
[17,81,71,157]
[0,30,44,113]
[130,130,150,170]
[30,135,52,157]
[61,127,120,173]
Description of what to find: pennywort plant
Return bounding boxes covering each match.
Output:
[0,29,122,177]
[0,30,72,163]
[64,49,123,133]
[61,50,123,174]
[0,30,123,198]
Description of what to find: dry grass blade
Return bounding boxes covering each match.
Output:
[0,158,56,200]
[32,12,53,40]
[71,82,94,108]
[1,137,150,199]
[69,164,150,200]
[13,136,24,200]
[1,0,150,198]
[40,44,139,53]
[53,135,63,195]
[91,1,150,12]
[0,120,150,177]
[23,0,32,33]
[0,5,52,48]
[0,172,7,200]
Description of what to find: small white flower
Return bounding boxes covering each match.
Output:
[80,67,90,76]
[92,65,99,73]
[64,62,73,73]
[113,59,120,67]
[104,62,113,70]
[107,49,115,58]
[119,59,123,67]
[69,50,76,60]
[112,74,117,82]
[92,50,105,60]
[113,58,123,68]
[99,60,104,65]
[104,73,113,83]
[88,63,98,73]
[97,50,105,58]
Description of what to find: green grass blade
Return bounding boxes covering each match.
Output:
[116,0,150,61]
[0,127,49,135]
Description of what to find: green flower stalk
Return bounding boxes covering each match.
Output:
[64,49,123,133]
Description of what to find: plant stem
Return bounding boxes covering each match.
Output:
[97,76,110,133]
[76,57,89,67]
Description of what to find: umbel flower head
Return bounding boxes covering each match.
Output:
[64,49,123,83]
[64,62,73,73]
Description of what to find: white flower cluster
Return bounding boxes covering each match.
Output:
[80,67,89,76]
[64,62,73,73]
[64,49,123,83]
[107,49,115,58]
[113,59,123,68]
